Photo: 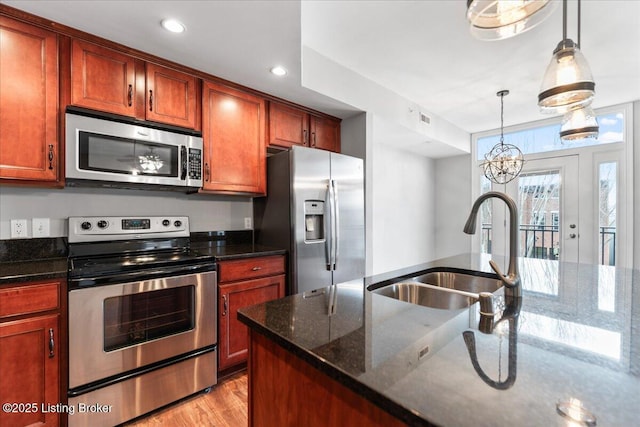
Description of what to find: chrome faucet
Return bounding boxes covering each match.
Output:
[463,191,521,298]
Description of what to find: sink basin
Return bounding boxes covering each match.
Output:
[371,282,479,310]
[368,270,502,310]
[410,271,502,294]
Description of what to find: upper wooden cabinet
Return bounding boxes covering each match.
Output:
[70,39,199,130]
[0,16,60,184]
[268,101,341,152]
[71,39,138,117]
[202,81,266,195]
[310,115,341,152]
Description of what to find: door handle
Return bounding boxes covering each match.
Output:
[569,233,577,239]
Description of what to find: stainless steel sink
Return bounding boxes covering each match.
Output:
[371,282,478,310]
[368,270,502,310]
[410,271,502,294]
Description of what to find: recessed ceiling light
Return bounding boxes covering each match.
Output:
[161,18,186,33]
[270,66,287,77]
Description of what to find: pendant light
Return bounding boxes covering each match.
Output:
[560,105,598,140]
[538,0,595,114]
[467,0,557,41]
[481,90,524,184]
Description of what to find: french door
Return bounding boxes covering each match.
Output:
[488,150,626,267]
[499,156,580,263]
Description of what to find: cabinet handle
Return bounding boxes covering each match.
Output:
[311,132,317,147]
[303,129,308,144]
[128,84,133,107]
[222,295,228,316]
[251,266,262,271]
[205,163,210,182]
[149,90,153,111]
[48,144,54,170]
[48,328,55,358]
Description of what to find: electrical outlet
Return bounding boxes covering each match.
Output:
[32,218,50,238]
[244,217,252,229]
[11,219,28,238]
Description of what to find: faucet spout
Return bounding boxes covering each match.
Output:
[464,191,521,298]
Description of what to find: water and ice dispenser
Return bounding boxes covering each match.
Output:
[304,200,325,242]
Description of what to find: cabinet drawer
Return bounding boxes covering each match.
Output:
[218,256,285,283]
[0,280,60,319]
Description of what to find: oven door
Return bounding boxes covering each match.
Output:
[68,270,216,389]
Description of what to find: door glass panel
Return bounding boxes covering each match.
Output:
[103,285,195,352]
[79,131,179,177]
[598,162,617,266]
[517,171,560,260]
[479,175,492,254]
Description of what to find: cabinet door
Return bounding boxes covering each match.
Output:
[310,115,341,152]
[145,63,199,129]
[0,314,59,427]
[71,39,137,117]
[218,275,285,370]
[268,101,309,149]
[202,81,266,194]
[0,17,59,183]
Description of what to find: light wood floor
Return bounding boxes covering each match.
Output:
[124,371,248,427]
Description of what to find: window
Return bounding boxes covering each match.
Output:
[477,111,624,160]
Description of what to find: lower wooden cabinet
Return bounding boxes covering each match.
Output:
[0,279,63,427]
[217,256,285,371]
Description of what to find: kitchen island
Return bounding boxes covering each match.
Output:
[238,253,640,426]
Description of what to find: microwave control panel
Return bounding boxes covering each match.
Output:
[188,148,202,180]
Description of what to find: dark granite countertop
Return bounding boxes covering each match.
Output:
[0,258,68,285]
[0,237,68,285]
[190,242,286,261]
[0,232,285,285]
[239,253,640,427]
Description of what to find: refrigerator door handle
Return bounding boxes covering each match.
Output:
[332,180,340,270]
[325,180,333,271]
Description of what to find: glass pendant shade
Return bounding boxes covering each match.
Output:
[467,0,557,41]
[560,105,599,140]
[538,39,595,114]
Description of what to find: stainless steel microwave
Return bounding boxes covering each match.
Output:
[65,113,203,191]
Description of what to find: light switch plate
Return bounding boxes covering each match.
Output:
[244,217,252,229]
[11,219,28,238]
[32,218,50,237]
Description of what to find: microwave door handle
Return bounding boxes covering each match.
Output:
[180,146,187,180]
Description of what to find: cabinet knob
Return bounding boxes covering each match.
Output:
[251,266,262,271]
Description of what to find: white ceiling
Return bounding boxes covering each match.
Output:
[4,0,640,135]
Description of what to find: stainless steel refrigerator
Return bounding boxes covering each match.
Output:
[254,146,365,295]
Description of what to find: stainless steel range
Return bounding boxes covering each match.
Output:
[67,216,216,427]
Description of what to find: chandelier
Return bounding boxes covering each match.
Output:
[481,90,524,184]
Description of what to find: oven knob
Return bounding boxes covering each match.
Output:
[162,219,171,227]
[97,220,108,229]
[174,220,182,228]
[81,221,92,230]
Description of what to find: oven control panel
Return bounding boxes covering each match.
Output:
[68,216,190,243]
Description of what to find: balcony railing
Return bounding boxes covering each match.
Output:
[481,224,616,265]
